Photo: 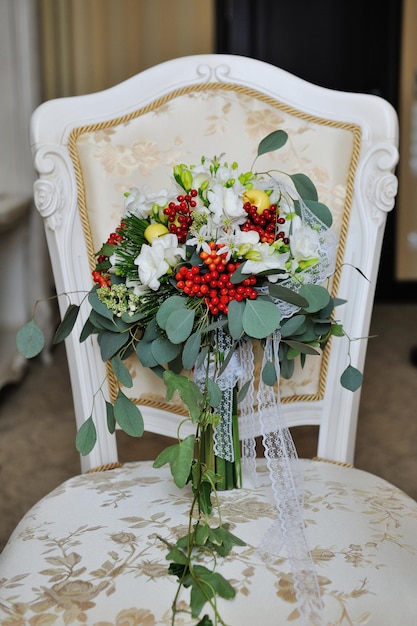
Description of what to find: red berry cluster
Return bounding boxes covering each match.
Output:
[241,202,288,245]
[163,189,198,243]
[92,224,125,287]
[175,243,257,316]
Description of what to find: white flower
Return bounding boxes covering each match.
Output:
[242,242,290,280]
[216,229,260,261]
[289,215,320,260]
[134,233,185,291]
[187,223,212,254]
[124,186,169,219]
[207,185,246,228]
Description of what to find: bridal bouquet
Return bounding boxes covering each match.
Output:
[17,130,362,624]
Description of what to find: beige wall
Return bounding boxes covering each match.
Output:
[397,0,417,280]
[38,0,214,99]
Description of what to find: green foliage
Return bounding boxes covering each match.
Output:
[242,298,281,338]
[153,435,195,488]
[257,129,288,157]
[53,304,80,344]
[16,319,45,358]
[75,416,97,455]
[163,371,204,423]
[340,365,363,391]
[114,390,144,437]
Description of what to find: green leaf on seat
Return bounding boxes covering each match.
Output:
[75,416,97,455]
[188,565,236,617]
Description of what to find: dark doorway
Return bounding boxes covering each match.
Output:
[215,0,407,301]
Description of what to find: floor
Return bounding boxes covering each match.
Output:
[1,304,417,551]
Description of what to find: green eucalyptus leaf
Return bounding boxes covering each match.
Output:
[227,299,245,340]
[79,316,97,342]
[196,345,209,369]
[136,339,158,368]
[183,330,202,370]
[114,390,144,437]
[88,309,116,331]
[53,304,80,344]
[283,339,320,355]
[340,365,363,391]
[242,299,281,339]
[106,401,116,434]
[166,308,195,344]
[299,284,331,313]
[229,262,249,285]
[16,320,45,358]
[262,360,277,386]
[75,416,97,455]
[142,318,160,342]
[207,378,222,408]
[111,354,133,388]
[237,379,251,403]
[203,318,228,333]
[257,129,288,157]
[267,283,309,308]
[280,356,294,379]
[289,172,318,201]
[280,314,306,338]
[151,336,183,365]
[97,330,129,361]
[156,295,187,330]
[303,199,333,228]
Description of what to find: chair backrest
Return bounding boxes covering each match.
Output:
[31,54,398,472]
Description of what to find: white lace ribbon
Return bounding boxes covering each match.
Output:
[256,332,324,625]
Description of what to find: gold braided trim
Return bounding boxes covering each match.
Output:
[87,461,124,473]
[67,81,362,406]
[312,456,354,469]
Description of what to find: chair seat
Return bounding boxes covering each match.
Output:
[1,458,417,625]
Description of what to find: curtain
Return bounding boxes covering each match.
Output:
[38,0,214,99]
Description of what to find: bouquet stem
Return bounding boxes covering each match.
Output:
[201,386,241,490]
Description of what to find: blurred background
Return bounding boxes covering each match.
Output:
[1,0,417,549]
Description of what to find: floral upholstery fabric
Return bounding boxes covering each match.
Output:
[1,458,417,625]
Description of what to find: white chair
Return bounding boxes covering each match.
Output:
[1,55,417,625]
